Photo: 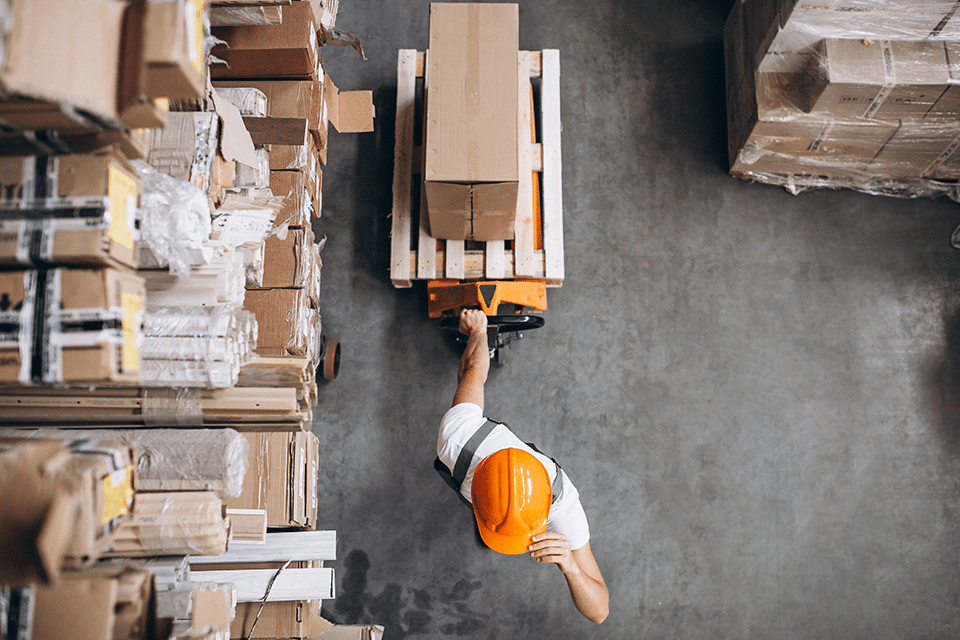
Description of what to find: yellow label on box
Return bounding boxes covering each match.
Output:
[108,166,137,250]
[101,465,134,525]
[121,291,141,372]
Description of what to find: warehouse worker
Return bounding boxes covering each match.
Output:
[435,309,609,625]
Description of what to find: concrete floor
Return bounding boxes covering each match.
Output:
[311,1,960,638]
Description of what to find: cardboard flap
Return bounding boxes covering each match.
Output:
[325,75,374,133]
[212,88,258,169]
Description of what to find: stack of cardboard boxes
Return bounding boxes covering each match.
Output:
[0,1,381,638]
[725,0,960,196]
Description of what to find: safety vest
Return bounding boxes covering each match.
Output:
[434,418,564,508]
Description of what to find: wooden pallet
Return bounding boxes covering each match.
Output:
[390,49,564,288]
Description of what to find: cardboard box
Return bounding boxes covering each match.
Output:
[118,0,168,130]
[928,41,960,119]
[143,0,207,100]
[269,130,318,171]
[731,117,898,178]
[869,121,960,179]
[808,39,949,120]
[0,0,125,131]
[214,79,325,146]
[270,170,315,227]
[232,599,331,639]
[244,287,319,359]
[255,226,317,289]
[424,3,519,241]
[0,438,135,585]
[211,2,320,80]
[0,268,144,385]
[31,566,155,640]
[227,430,319,528]
[0,151,141,270]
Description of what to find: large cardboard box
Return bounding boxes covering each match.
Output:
[0,0,125,131]
[143,0,207,100]
[0,268,144,385]
[928,41,960,119]
[0,151,141,270]
[808,39,949,120]
[424,3,519,241]
[211,2,320,80]
[227,430,319,528]
[0,438,135,585]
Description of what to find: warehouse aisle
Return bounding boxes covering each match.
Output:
[313,1,960,638]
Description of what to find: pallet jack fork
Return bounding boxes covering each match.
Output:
[430,279,547,364]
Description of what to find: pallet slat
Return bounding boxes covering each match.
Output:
[390,49,418,288]
[541,49,565,285]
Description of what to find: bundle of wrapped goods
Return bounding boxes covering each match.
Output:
[0,385,308,428]
[103,491,230,558]
[0,437,135,584]
[13,428,250,500]
[141,306,258,388]
[725,0,960,198]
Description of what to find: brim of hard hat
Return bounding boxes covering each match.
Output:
[475,514,547,556]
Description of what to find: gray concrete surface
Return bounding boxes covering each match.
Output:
[311,1,960,638]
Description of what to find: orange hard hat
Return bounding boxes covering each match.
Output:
[471,447,552,555]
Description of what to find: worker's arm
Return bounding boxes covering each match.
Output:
[452,309,490,409]
[528,535,609,624]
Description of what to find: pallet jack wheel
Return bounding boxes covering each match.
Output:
[321,339,341,380]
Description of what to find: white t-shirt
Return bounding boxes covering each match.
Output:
[437,402,591,550]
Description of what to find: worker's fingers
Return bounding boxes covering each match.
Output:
[458,309,487,335]
[529,534,575,571]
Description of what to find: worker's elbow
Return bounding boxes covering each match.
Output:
[589,605,609,625]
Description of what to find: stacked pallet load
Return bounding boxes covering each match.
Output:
[0,1,382,638]
[725,0,960,198]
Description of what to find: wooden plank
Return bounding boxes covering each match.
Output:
[531,143,543,171]
[485,240,505,279]
[514,51,536,278]
[526,50,542,77]
[416,50,436,281]
[188,568,335,602]
[445,240,465,279]
[417,181,436,280]
[189,531,337,564]
[540,49,564,285]
[390,50,418,288]
[242,117,309,145]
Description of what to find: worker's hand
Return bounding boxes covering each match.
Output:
[458,309,488,338]
[529,532,579,576]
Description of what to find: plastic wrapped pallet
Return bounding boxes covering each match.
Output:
[210,5,282,26]
[725,0,960,199]
[14,427,249,500]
